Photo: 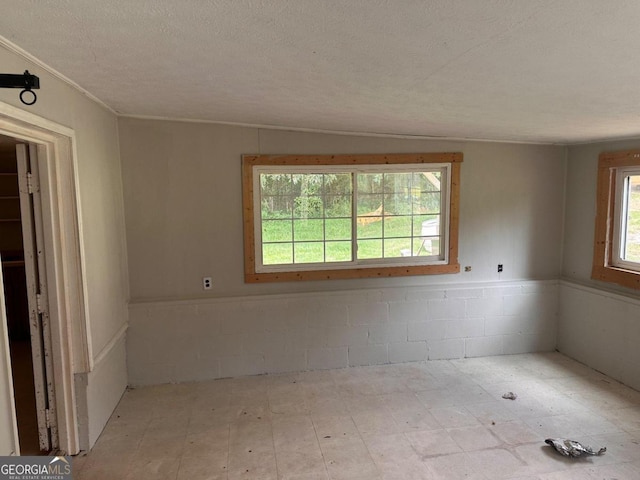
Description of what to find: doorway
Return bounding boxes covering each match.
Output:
[0,102,87,455]
[0,135,56,454]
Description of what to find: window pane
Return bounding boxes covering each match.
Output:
[358,239,382,259]
[412,171,441,193]
[357,217,382,239]
[414,236,441,256]
[384,238,412,258]
[383,215,412,238]
[262,219,292,242]
[263,243,292,265]
[294,219,324,241]
[261,196,292,219]
[385,193,412,215]
[414,191,441,214]
[292,174,324,193]
[325,218,351,240]
[415,216,440,237]
[358,173,383,194]
[325,173,352,194]
[325,194,351,218]
[294,242,324,263]
[260,173,293,196]
[624,175,640,262]
[384,172,412,193]
[294,195,323,218]
[357,194,384,216]
[326,241,351,262]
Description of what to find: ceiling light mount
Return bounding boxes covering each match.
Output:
[0,70,40,105]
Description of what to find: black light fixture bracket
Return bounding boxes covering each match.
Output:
[0,70,40,105]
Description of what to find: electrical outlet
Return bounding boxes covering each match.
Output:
[498,264,503,273]
[203,277,212,290]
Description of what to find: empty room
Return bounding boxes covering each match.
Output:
[0,1,639,479]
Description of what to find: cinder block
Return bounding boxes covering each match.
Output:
[466,297,503,317]
[289,327,328,350]
[241,331,286,355]
[427,338,464,360]
[503,332,556,355]
[464,336,503,358]
[445,317,485,339]
[349,345,388,366]
[484,316,520,336]
[408,321,446,341]
[427,298,465,320]
[218,305,251,335]
[219,354,265,378]
[308,304,349,328]
[308,347,348,370]
[198,333,242,358]
[264,352,308,374]
[503,294,541,317]
[389,301,428,323]
[388,341,427,363]
[172,354,219,383]
[326,325,369,347]
[368,323,407,344]
[348,302,389,325]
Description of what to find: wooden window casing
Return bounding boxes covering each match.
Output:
[592,149,640,290]
[242,153,462,283]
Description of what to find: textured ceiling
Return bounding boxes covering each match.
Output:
[1,0,640,143]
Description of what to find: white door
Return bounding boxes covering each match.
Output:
[16,143,58,452]
[0,253,20,455]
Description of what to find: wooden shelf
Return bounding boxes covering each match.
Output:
[1,260,25,268]
[0,219,20,222]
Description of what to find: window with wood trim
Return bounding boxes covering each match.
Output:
[242,153,462,282]
[592,149,640,289]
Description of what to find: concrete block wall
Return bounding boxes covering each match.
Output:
[558,281,640,391]
[127,280,558,386]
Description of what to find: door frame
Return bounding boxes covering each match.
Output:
[0,101,91,455]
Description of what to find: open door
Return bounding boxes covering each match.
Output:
[0,253,20,455]
[16,144,58,452]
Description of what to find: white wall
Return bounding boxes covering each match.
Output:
[120,118,566,300]
[0,44,129,450]
[559,140,640,390]
[559,282,640,391]
[120,118,566,384]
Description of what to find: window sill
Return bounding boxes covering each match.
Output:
[591,265,640,290]
[245,263,460,283]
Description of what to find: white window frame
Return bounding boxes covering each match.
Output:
[612,166,640,271]
[242,153,462,283]
[253,163,451,273]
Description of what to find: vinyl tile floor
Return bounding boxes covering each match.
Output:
[73,353,640,479]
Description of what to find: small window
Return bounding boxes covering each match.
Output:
[592,150,640,289]
[242,153,462,282]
